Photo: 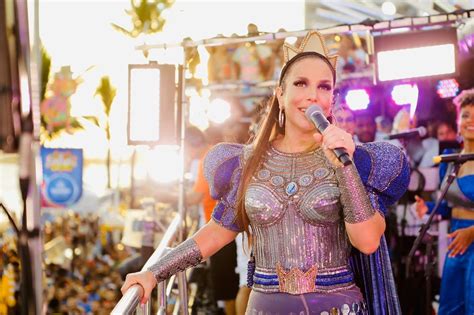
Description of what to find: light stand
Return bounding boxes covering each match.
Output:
[406,162,462,315]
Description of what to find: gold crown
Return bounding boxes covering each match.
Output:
[276,263,318,295]
[283,31,338,70]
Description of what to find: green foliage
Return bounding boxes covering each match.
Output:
[95,76,116,118]
[112,0,174,38]
[40,45,51,102]
[40,116,84,141]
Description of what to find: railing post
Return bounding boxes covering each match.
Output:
[157,280,167,315]
[177,271,189,315]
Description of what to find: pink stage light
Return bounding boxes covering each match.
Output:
[391,83,419,120]
[345,89,370,111]
[436,79,459,98]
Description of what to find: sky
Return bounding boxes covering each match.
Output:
[36,0,305,159]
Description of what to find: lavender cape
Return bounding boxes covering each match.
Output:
[204,142,410,315]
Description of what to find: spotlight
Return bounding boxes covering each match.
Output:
[207,98,231,124]
[436,79,459,98]
[391,83,419,119]
[127,63,176,145]
[345,89,370,111]
[381,1,397,16]
[188,94,210,130]
[374,27,458,83]
[148,145,180,183]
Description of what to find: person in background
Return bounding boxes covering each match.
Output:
[121,30,409,314]
[375,115,393,141]
[333,103,356,137]
[354,110,377,143]
[415,87,474,315]
[436,120,458,142]
[162,125,240,315]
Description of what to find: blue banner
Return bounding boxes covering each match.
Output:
[41,147,83,207]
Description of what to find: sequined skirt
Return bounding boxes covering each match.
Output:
[245,287,368,315]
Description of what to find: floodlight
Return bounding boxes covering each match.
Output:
[374,27,458,83]
[345,89,370,111]
[127,63,176,145]
[436,79,459,98]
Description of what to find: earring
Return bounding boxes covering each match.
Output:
[279,108,285,128]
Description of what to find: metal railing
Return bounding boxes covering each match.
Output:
[111,214,185,315]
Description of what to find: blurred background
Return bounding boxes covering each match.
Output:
[0,0,473,314]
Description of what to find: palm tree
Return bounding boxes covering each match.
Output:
[112,0,174,38]
[95,76,116,188]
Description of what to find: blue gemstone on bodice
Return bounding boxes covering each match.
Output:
[285,181,298,196]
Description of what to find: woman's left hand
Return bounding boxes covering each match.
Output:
[313,125,355,168]
[447,226,474,257]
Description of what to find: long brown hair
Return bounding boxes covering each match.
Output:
[236,94,281,242]
[236,53,336,242]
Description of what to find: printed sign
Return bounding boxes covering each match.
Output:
[41,147,83,207]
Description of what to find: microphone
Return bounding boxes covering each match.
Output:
[433,153,474,164]
[385,127,427,140]
[305,104,352,166]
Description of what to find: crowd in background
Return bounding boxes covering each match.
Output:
[1,213,127,314]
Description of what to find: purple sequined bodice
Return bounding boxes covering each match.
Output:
[245,146,354,293]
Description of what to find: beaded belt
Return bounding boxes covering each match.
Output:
[252,265,355,295]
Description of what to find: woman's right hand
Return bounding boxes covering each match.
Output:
[414,195,428,218]
[121,270,157,305]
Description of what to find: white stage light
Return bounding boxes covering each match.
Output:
[127,63,176,145]
[189,95,210,130]
[148,145,180,183]
[207,98,231,124]
[377,44,455,82]
[381,1,396,16]
[374,27,458,83]
[345,89,370,111]
[129,68,161,142]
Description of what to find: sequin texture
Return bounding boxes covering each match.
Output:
[245,146,353,294]
[336,164,376,224]
[147,238,202,283]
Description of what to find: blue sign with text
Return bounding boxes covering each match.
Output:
[41,147,83,207]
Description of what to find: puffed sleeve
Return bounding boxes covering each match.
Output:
[351,142,410,314]
[353,142,410,217]
[203,142,245,232]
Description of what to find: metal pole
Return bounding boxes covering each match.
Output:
[134,10,474,51]
[177,271,189,315]
[177,62,186,242]
[14,0,42,313]
[157,280,167,315]
[130,147,137,208]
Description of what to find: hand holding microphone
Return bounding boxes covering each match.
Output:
[305,105,353,167]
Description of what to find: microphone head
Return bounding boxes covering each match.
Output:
[305,104,323,121]
[432,155,442,164]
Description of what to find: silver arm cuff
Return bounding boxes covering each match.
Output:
[335,164,376,224]
[147,238,202,283]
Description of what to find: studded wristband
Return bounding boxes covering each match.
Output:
[335,164,376,224]
[147,238,203,283]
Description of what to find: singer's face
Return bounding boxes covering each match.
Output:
[277,57,334,133]
[459,104,474,141]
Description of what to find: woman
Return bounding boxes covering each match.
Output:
[415,88,474,315]
[121,31,410,314]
